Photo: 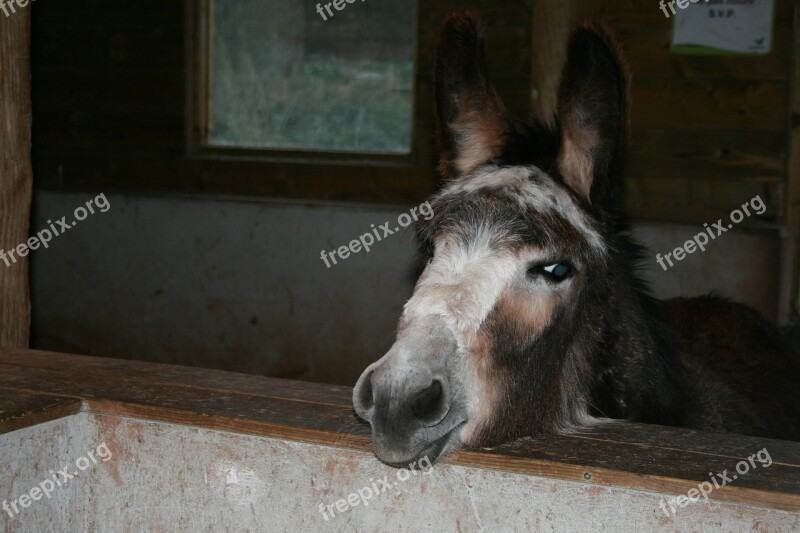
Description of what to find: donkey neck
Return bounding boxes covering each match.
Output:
[586,230,683,425]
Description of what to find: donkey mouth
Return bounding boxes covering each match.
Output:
[376,420,466,468]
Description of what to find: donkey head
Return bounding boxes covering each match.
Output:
[353,14,630,466]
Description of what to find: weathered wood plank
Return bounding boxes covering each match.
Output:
[78,395,800,514]
[618,26,794,82]
[573,419,800,466]
[31,156,440,206]
[785,1,800,317]
[1,349,799,513]
[632,80,789,132]
[0,348,354,407]
[0,3,32,349]
[584,0,794,32]
[33,29,183,69]
[625,177,780,224]
[0,391,81,434]
[530,0,587,122]
[452,444,800,514]
[627,128,787,184]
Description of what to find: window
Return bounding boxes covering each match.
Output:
[206,0,416,154]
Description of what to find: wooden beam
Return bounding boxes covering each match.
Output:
[0,7,33,347]
[1,348,799,513]
[530,0,585,123]
[0,392,82,434]
[783,0,800,320]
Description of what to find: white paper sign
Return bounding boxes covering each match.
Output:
[671,0,774,54]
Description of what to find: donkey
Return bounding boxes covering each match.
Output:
[352,13,800,466]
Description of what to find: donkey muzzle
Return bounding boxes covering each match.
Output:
[353,318,461,464]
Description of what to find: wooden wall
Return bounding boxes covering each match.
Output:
[787,4,800,316]
[536,0,796,227]
[31,0,186,173]
[30,0,532,203]
[25,0,800,372]
[31,0,797,228]
[528,0,797,316]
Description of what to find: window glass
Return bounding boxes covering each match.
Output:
[209,0,415,153]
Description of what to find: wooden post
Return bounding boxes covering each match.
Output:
[530,0,588,124]
[784,1,800,321]
[0,8,33,347]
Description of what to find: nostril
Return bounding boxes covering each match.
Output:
[357,370,375,412]
[411,380,445,421]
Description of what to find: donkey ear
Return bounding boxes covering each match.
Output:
[556,23,630,202]
[435,14,509,178]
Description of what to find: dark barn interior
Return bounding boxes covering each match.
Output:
[21,0,798,386]
[1,0,799,530]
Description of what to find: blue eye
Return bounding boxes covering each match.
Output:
[529,262,574,282]
[545,263,570,278]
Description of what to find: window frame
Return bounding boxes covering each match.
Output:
[185,0,433,203]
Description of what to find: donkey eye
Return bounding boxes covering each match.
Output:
[544,263,571,278]
[528,262,573,282]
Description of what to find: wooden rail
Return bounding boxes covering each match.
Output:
[1,348,799,514]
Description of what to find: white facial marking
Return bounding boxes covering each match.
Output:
[400,229,518,445]
[403,228,519,350]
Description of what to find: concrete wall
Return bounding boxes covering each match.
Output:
[2,414,798,531]
[29,192,783,386]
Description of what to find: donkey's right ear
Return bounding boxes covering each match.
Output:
[434,14,509,179]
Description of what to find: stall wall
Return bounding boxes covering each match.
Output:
[30,192,781,385]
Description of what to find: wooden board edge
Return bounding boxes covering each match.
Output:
[0,397,83,436]
[81,398,800,514]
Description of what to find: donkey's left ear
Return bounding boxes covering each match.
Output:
[556,23,630,203]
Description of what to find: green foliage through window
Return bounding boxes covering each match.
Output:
[209,0,415,153]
